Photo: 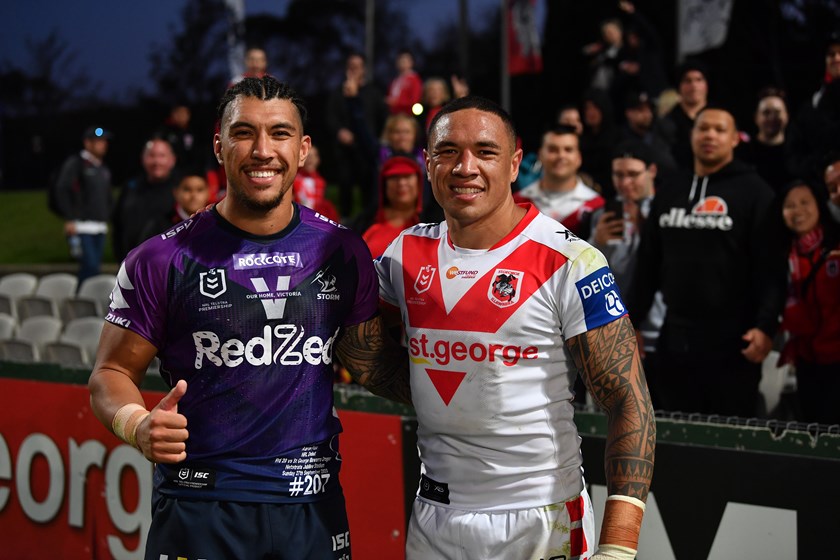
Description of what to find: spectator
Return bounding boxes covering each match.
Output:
[660,61,709,170]
[629,106,785,417]
[292,144,339,222]
[52,125,113,285]
[787,32,840,184]
[378,113,423,168]
[140,173,210,241]
[325,52,388,221]
[230,46,268,85]
[421,75,469,133]
[580,88,620,197]
[157,103,201,174]
[386,49,423,116]
[112,138,178,261]
[589,141,666,408]
[618,0,669,96]
[620,90,677,172]
[583,18,632,105]
[515,125,605,239]
[557,104,584,135]
[773,180,840,425]
[737,88,792,193]
[821,156,840,222]
[362,155,423,258]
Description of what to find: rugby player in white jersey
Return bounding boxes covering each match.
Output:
[375,96,656,560]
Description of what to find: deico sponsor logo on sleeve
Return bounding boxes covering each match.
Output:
[575,266,626,328]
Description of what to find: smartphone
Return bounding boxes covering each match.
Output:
[603,199,626,246]
[603,198,624,219]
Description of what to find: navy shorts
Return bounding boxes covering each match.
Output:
[145,492,351,560]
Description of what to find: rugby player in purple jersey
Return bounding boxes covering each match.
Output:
[89,76,410,560]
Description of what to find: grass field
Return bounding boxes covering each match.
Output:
[0,189,116,265]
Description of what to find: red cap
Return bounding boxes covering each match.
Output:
[381,156,421,178]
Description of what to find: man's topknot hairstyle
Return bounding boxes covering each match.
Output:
[427,95,518,151]
[217,76,308,130]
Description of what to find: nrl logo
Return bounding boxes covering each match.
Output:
[199,268,227,299]
[488,269,523,308]
[178,468,190,480]
[414,265,436,294]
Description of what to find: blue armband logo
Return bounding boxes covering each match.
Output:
[575,266,626,329]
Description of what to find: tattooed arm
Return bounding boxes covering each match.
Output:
[567,314,656,557]
[335,314,412,405]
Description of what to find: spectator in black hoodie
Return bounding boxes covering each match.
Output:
[629,106,785,417]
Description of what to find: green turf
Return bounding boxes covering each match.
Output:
[0,190,115,264]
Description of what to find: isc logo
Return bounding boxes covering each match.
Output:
[332,531,350,551]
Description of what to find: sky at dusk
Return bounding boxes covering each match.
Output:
[2,0,541,99]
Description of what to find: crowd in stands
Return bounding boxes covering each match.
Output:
[31,8,840,426]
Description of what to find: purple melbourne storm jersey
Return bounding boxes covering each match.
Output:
[105,204,379,503]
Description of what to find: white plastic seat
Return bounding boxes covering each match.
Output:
[77,274,117,314]
[0,312,16,340]
[59,297,101,323]
[16,295,59,321]
[0,273,38,300]
[35,273,78,302]
[17,315,63,354]
[0,339,39,363]
[61,317,106,362]
[43,340,89,368]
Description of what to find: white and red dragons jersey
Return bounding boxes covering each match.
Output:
[375,204,627,510]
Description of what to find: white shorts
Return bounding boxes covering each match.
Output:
[405,488,595,560]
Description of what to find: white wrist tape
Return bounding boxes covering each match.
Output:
[606,494,646,512]
[591,543,638,559]
[112,403,149,449]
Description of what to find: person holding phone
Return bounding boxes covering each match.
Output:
[589,141,666,407]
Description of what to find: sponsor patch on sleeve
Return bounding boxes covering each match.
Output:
[574,266,627,329]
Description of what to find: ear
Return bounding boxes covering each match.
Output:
[510,148,524,184]
[213,134,222,164]
[298,135,312,167]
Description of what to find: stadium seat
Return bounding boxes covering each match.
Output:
[42,340,88,369]
[16,295,59,321]
[0,295,12,317]
[0,313,16,341]
[35,273,78,302]
[77,274,117,314]
[59,297,100,323]
[0,339,39,363]
[0,273,38,318]
[0,272,38,300]
[17,315,63,355]
[61,317,106,362]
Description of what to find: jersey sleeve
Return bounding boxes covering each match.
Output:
[104,242,171,349]
[557,245,628,340]
[342,233,380,327]
[373,232,401,307]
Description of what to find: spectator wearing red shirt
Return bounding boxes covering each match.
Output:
[386,49,423,116]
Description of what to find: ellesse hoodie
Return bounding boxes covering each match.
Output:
[628,159,785,346]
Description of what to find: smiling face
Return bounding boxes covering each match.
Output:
[425,108,521,228]
[142,139,176,182]
[214,96,310,213]
[783,185,820,237]
[539,131,581,183]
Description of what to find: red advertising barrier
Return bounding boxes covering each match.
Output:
[0,377,408,560]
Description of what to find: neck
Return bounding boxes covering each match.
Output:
[757,131,784,145]
[216,193,295,236]
[541,174,578,193]
[682,102,703,119]
[694,156,733,177]
[384,205,416,225]
[446,199,527,250]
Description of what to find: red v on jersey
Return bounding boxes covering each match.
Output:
[401,235,568,333]
[426,368,467,405]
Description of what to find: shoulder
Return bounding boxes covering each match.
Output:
[517,181,541,198]
[521,209,601,262]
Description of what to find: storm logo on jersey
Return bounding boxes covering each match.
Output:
[488,269,523,308]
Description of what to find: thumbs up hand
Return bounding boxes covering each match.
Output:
[135,380,189,463]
